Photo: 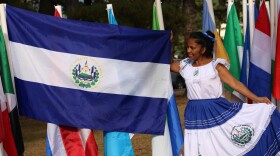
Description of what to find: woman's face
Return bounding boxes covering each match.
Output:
[186,38,205,61]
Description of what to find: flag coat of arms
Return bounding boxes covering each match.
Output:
[5,5,171,135]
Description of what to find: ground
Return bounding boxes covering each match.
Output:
[21,89,187,156]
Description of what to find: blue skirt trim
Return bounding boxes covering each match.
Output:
[184,98,243,129]
[244,109,280,156]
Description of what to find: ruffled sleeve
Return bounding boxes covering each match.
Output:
[213,58,230,70]
[179,58,191,76]
[179,58,190,70]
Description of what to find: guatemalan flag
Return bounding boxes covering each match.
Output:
[5,5,171,135]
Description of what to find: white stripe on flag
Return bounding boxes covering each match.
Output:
[5,94,16,112]
[10,42,169,98]
[251,29,271,73]
[47,123,67,156]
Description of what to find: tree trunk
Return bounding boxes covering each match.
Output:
[183,0,197,43]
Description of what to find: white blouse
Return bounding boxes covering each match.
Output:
[179,58,230,100]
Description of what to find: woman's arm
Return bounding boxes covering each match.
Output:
[216,64,271,104]
[170,61,180,73]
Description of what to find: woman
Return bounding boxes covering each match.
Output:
[171,31,280,156]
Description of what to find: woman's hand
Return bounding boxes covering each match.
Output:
[255,97,272,104]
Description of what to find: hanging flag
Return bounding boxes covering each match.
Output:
[202,0,229,63]
[240,6,251,87]
[151,2,183,156]
[223,2,244,100]
[248,0,271,99]
[46,6,98,156]
[240,3,259,88]
[0,82,16,156]
[273,1,280,99]
[6,5,170,134]
[0,24,25,156]
[103,4,134,156]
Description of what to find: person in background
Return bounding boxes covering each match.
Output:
[171,30,280,156]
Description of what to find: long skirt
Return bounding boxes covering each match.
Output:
[184,98,280,156]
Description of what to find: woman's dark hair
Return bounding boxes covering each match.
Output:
[188,30,215,58]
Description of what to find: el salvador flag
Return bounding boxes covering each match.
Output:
[5,5,171,135]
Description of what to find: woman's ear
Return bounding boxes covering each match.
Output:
[200,47,206,55]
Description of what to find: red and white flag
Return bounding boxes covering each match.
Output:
[0,75,17,156]
[273,1,280,99]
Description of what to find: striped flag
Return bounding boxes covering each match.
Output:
[152,2,183,156]
[273,1,280,99]
[0,61,18,155]
[46,6,98,156]
[103,4,134,156]
[223,2,244,100]
[0,88,4,156]
[6,5,170,134]
[248,0,272,99]
[202,0,229,63]
[240,3,259,88]
[0,7,25,155]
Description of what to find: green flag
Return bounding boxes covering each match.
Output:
[223,3,244,93]
[0,26,24,155]
[152,3,160,30]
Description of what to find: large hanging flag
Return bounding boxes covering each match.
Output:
[223,2,244,100]
[5,5,170,134]
[103,4,134,156]
[46,7,98,156]
[202,0,229,63]
[0,8,25,155]
[248,0,271,99]
[273,1,280,99]
[151,2,183,156]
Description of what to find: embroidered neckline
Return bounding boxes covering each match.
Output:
[193,68,199,76]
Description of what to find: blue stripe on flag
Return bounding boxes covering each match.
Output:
[167,94,184,156]
[15,78,167,134]
[107,8,118,25]
[6,5,170,64]
[46,136,52,156]
[248,63,271,99]
[104,132,134,156]
[240,6,250,87]
[202,0,215,32]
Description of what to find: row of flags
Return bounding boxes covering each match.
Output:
[0,2,184,156]
[0,3,24,155]
[4,0,280,155]
[204,0,280,103]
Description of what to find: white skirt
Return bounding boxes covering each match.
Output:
[184,98,280,156]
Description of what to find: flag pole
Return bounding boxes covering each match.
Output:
[155,0,164,30]
[248,0,255,50]
[243,0,247,38]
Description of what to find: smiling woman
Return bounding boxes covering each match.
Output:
[170,30,280,156]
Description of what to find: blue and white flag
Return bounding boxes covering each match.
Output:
[240,6,251,87]
[6,5,171,135]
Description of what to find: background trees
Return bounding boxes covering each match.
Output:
[1,0,247,57]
